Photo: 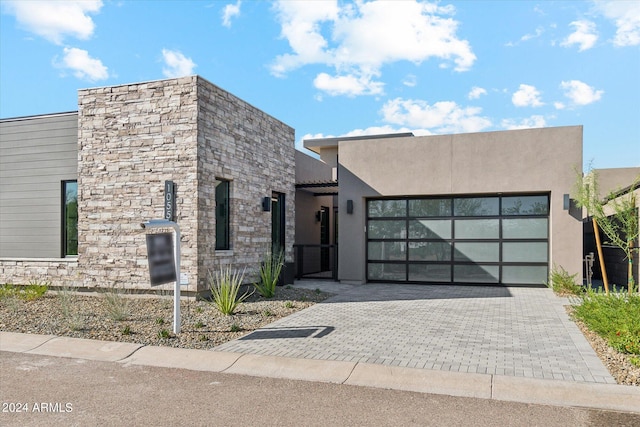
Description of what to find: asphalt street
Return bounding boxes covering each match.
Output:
[1,351,638,427]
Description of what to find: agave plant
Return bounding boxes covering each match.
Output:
[208,265,251,315]
[254,251,284,298]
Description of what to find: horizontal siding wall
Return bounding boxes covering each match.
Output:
[0,113,78,258]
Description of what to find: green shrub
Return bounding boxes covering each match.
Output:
[24,281,50,300]
[0,282,49,301]
[157,329,171,339]
[208,266,251,315]
[253,251,284,298]
[547,265,582,296]
[229,323,242,332]
[573,291,640,355]
[122,325,132,335]
[284,301,295,309]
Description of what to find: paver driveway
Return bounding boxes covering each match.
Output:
[216,281,615,384]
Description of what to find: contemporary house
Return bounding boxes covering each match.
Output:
[0,76,295,294]
[2,75,635,292]
[298,128,585,286]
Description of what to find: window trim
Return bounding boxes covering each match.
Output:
[61,180,78,257]
[215,178,231,251]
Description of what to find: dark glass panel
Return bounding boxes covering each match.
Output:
[408,242,452,261]
[409,198,451,217]
[215,180,230,250]
[368,200,407,218]
[368,263,406,281]
[408,219,451,239]
[409,264,451,282]
[63,181,78,256]
[501,195,549,216]
[454,265,499,283]
[453,197,499,216]
[368,241,406,261]
[368,220,406,239]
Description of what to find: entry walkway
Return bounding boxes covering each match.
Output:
[216,281,615,384]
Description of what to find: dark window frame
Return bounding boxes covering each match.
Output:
[215,179,231,250]
[61,180,78,257]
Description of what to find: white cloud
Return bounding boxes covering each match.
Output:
[403,74,417,87]
[271,0,475,96]
[594,1,640,47]
[560,80,603,106]
[313,72,384,97]
[222,1,241,28]
[468,86,487,100]
[56,47,108,81]
[381,98,492,134]
[554,101,566,110]
[501,115,547,130]
[4,0,102,45]
[561,20,598,51]
[512,84,544,107]
[162,49,196,78]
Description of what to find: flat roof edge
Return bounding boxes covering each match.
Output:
[304,132,415,152]
[0,111,78,122]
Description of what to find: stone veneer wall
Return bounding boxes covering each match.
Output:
[77,77,199,292]
[196,77,295,288]
[76,76,295,293]
[0,259,78,286]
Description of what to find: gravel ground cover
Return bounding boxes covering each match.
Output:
[0,286,330,350]
[1,286,637,386]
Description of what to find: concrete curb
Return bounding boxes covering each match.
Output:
[223,353,357,384]
[0,331,57,352]
[345,363,492,399]
[1,332,638,414]
[120,346,242,372]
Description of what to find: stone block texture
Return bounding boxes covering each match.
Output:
[77,76,295,293]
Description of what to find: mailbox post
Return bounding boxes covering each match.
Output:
[141,219,181,334]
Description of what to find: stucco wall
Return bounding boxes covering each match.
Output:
[337,126,584,283]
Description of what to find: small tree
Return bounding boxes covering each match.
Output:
[575,168,639,295]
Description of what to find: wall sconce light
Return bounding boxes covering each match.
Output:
[563,194,571,211]
[347,200,353,214]
[315,211,322,222]
[262,197,271,212]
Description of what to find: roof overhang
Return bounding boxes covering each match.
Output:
[295,181,339,196]
[303,132,414,154]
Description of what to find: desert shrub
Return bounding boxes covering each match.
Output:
[573,290,640,355]
[254,251,284,298]
[547,265,582,296]
[208,266,251,315]
[102,286,132,321]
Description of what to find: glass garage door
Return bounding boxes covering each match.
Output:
[366,194,549,285]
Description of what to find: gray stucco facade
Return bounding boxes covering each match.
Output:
[304,126,584,285]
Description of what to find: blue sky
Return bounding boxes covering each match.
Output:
[1,1,638,169]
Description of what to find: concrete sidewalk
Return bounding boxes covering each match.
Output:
[1,331,639,414]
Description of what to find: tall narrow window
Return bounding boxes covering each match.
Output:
[215,179,230,250]
[62,180,78,256]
